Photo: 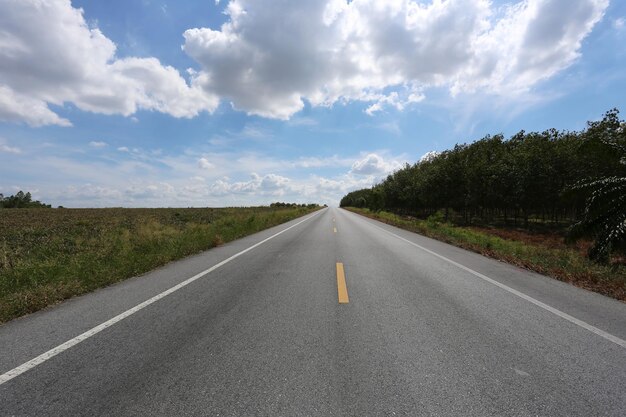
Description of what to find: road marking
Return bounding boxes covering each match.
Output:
[334,227,337,233]
[336,263,349,303]
[0,209,325,386]
[351,212,626,349]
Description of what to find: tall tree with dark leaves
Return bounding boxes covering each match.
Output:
[568,110,626,262]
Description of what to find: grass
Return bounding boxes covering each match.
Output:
[0,206,320,323]
[345,208,626,302]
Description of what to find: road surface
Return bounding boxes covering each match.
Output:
[1,207,625,416]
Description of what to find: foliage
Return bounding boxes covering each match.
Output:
[0,191,51,208]
[566,111,626,261]
[340,109,626,261]
[0,205,319,323]
[568,177,626,262]
[270,202,320,208]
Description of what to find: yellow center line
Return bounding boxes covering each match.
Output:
[336,262,349,303]
[333,227,337,233]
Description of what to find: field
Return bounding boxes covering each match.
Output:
[0,206,319,323]
[346,208,626,301]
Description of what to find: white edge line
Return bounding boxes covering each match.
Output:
[0,209,325,386]
[345,209,626,349]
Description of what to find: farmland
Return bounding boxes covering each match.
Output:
[0,205,319,323]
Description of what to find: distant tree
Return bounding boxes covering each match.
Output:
[0,191,51,208]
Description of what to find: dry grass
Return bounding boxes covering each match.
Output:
[347,208,626,301]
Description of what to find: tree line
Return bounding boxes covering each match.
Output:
[0,191,51,208]
[270,202,322,208]
[340,109,626,260]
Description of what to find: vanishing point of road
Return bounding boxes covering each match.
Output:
[1,207,625,416]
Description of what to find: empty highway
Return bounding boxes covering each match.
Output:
[1,207,625,416]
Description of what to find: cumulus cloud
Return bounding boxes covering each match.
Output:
[0,85,71,127]
[0,0,218,126]
[350,153,403,176]
[183,0,607,119]
[89,141,108,148]
[0,0,608,125]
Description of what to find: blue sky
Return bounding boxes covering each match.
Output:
[0,0,625,207]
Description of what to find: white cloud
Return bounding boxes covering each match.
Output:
[89,141,108,148]
[0,0,608,125]
[240,125,271,138]
[350,153,402,176]
[117,146,130,152]
[451,0,608,94]
[260,173,290,191]
[614,17,625,30]
[291,155,353,169]
[58,182,178,204]
[65,184,123,201]
[198,157,215,170]
[287,117,318,127]
[0,138,21,154]
[125,182,175,199]
[209,173,291,196]
[419,151,439,163]
[5,143,410,207]
[0,85,72,127]
[0,0,218,126]
[365,91,424,116]
[182,0,608,120]
[305,173,380,206]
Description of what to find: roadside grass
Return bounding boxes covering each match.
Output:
[346,208,626,301]
[0,206,319,323]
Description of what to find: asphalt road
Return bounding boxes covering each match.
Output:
[1,207,625,416]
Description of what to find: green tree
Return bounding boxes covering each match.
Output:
[0,191,50,208]
[567,109,626,262]
[341,108,625,262]
[568,176,626,262]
